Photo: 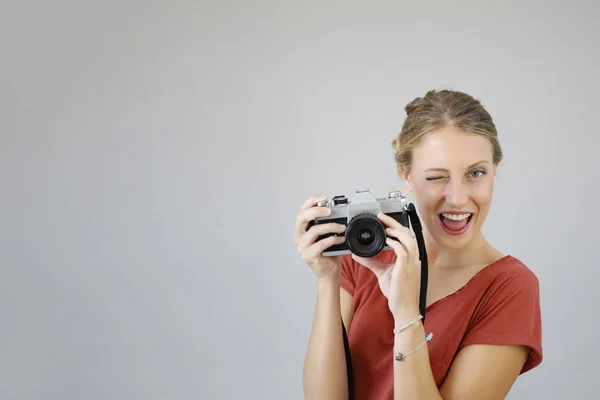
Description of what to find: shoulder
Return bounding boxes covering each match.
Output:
[484,255,537,279]
[470,255,541,321]
[462,255,543,373]
[476,255,540,303]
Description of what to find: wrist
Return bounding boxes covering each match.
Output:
[392,303,421,326]
[315,274,342,305]
[316,267,341,282]
[317,273,341,288]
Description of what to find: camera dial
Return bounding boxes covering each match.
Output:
[332,195,348,205]
[316,199,329,207]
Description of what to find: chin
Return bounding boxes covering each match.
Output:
[435,234,474,250]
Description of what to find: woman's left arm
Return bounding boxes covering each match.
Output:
[353,212,535,400]
[392,302,529,400]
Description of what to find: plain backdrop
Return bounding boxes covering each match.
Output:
[1,0,599,399]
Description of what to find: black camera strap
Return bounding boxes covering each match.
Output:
[341,323,355,399]
[342,203,428,400]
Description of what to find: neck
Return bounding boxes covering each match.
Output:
[422,228,493,269]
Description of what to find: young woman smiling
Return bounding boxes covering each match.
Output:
[294,89,542,400]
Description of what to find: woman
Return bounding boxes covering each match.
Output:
[294,89,543,399]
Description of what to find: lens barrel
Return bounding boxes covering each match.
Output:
[346,213,386,257]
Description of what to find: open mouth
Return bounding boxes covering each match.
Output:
[439,212,473,234]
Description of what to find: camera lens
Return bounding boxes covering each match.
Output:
[357,228,375,245]
[346,213,386,257]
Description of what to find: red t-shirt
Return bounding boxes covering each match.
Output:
[340,250,543,400]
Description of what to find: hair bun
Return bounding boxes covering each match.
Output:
[404,96,424,115]
[394,88,502,170]
[391,137,400,152]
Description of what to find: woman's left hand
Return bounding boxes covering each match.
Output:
[351,212,422,318]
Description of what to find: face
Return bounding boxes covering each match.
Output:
[401,126,496,250]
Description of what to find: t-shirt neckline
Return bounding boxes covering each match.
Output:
[425,254,513,312]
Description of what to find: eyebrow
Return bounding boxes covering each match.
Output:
[424,160,489,172]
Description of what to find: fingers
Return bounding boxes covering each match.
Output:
[386,227,419,261]
[294,195,348,265]
[300,195,327,211]
[301,235,345,265]
[378,213,419,262]
[298,222,345,251]
[294,200,331,245]
[352,255,388,278]
[385,236,408,262]
[377,212,407,230]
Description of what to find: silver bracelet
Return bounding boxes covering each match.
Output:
[393,315,423,334]
[394,333,434,362]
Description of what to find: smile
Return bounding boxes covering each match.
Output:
[438,212,474,235]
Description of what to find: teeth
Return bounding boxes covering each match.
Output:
[441,213,471,221]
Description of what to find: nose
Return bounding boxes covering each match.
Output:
[445,179,469,207]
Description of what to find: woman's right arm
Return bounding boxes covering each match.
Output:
[293,195,353,400]
[303,278,354,400]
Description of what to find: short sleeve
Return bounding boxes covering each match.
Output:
[460,267,543,374]
[340,254,357,296]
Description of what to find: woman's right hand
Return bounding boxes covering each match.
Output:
[294,195,347,279]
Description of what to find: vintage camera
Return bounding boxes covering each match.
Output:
[307,188,410,258]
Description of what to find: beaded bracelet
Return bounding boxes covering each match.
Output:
[394,333,434,362]
[393,315,423,334]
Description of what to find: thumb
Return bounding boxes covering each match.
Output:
[352,255,388,278]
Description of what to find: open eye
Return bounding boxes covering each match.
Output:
[469,169,486,178]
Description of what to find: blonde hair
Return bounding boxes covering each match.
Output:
[392,89,503,173]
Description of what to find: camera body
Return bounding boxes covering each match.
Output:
[307,188,410,258]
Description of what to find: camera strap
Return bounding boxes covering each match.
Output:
[342,203,428,400]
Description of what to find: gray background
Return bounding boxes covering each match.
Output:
[1,0,598,399]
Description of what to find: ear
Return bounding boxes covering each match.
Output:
[399,165,413,192]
